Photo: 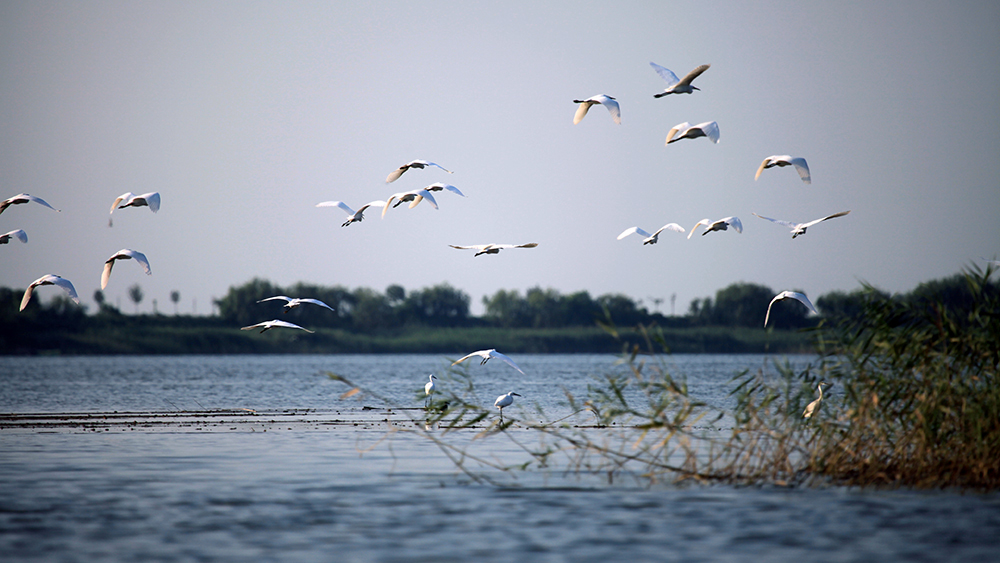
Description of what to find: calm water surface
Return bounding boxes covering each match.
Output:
[1,354,997,562]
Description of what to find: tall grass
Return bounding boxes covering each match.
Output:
[336,266,999,489]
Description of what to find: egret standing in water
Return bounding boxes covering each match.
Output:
[424,374,437,408]
[494,391,521,424]
[803,382,829,419]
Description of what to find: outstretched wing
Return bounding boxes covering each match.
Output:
[788,157,811,184]
[666,122,690,145]
[800,210,850,229]
[257,295,293,304]
[601,98,621,124]
[677,64,710,87]
[139,192,161,212]
[449,244,488,251]
[698,121,720,143]
[617,226,651,240]
[754,158,773,181]
[652,223,685,236]
[573,101,592,125]
[490,350,526,376]
[687,218,710,239]
[298,298,335,312]
[316,201,356,215]
[752,212,797,229]
[649,62,680,87]
[451,349,488,366]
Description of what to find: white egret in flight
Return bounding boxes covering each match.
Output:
[687,216,743,238]
[0,193,59,216]
[666,121,720,145]
[452,349,526,376]
[751,211,850,239]
[764,291,818,327]
[240,319,315,334]
[572,95,621,125]
[109,192,160,226]
[0,229,27,244]
[256,296,335,313]
[386,160,453,183]
[617,223,685,245]
[649,62,710,97]
[755,156,811,184]
[20,274,79,311]
[449,243,538,256]
[494,391,522,424]
[316,200,386,227]
[101,249,151,290]
[391,183,464,211]
[381,189,439,218]
[803,381,830,419]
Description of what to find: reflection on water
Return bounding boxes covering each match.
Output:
[1,355,997,561]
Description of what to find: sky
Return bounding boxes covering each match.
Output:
[1,1,998,317]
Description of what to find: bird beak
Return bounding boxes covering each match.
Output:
[513,393,522,397]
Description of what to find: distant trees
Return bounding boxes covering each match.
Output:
[170,291,181,315]
[127,284,144,314]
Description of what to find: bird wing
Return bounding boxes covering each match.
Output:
[25,194,59,212]
[754,158,772,181]
[725,216,743,233]
[297,298,335,312]
[800,210,850,229]
[257,295,293,304]
[687,218,710,239]
[699,121,720,143]
[573,101,593,124]
[449,244,488,251]
[601,97,621,124]
[100,258,117,290]
[425,162,453,174]
[653,223,685,236]
[110,192,133,214]
[752,212,796,229]
[140,192,161,212]
[617,226,649,240]
[665,122,690,145]
[266,320,314,333]
[677,64,710,87]
[431,183,465,197]
[512,242,538,249]
[240,322,266,331]
[356,200,386,214]
[490,350,526,375]
[786,292,818,315]
[451,349,489,366]
[405,190,438,210]
[127,249,152,275]
[3,229,27,243]
[386,165,408,183]
[44,275,79,305]
[381,195,399,218]
[789,157,811,183]
[649,62,680,86]
[316,201,356,215]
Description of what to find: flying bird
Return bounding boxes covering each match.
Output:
[385,160,453,183]
[381,189,439,218]
[803,381,830,419]
[494,391,522,423]
[256,296,335,313]
[755,155,811,184]
[665,121,720,145]
[240,319,315,334]
[449,243,538,256]
[764,291,818,327]
[109,192,160,226]
[421,182,466,198]
[316,200,386,227]
[687,216,743,238]
[649,62,710,97]
[572,95,621,125]
[0,229,27,244]
[617,223,685,245]
[452,349,526,375]
[101,249,151,290]
[751,211,850,239]
[20,274,79,311]
[0,193,59,216]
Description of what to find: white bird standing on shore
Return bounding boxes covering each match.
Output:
[20,274,79,311]
[425,374,437,396]
[752,211,850,239]
[617,223,685,245]
[765,291,818,327]
[240,319,314,334]
[687,216,743,238]
[386,160,453,183]
[452,349,526,375]
[650,62,711,97]
[666,121,720,145]
[316,200,386,227]
[494,391,522,424]
[449,243,538,256]
[755,155,811,184]
[257,296,335,313]
[803,381,829,419]
[101,249,151,290]
[0,193,59,216]
[381,189,439,218]
[573,95,621,125]
[0,229,27,244]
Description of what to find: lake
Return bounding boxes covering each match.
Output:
[1,354,998,562]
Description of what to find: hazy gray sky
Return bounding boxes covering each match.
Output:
[2,1,998,316]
